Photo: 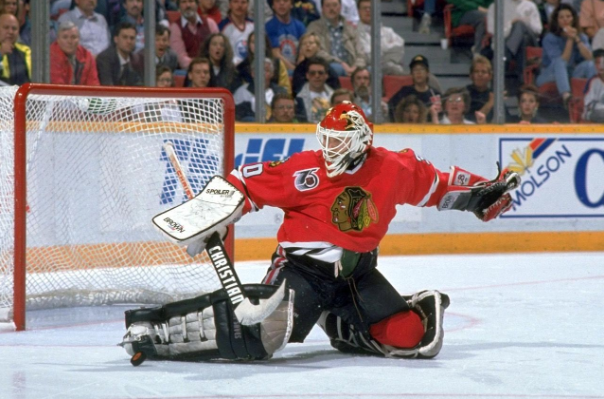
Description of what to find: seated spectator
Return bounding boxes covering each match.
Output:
[508,84,548,123]
[439,87,482,124]
[291,0,320,27]
[0,0,17,16]
[16,0,31,46]
[387,55,442,122]
[266,0,306,73]
[536,4,595,106]
[156,65,175,87]
[58,0,111,57]
[292,32,339,95]
[307,0,365,76]
[394,95,429,123]
[50,21,100,85]
[199,0,223,25]
[447,0,492,56]
[330,88,354,105]
[580,0,604,50]
[583,49,604,122]
[465,55,494,123]
[186,56,211,87]
[170,0,218,70]
[350,67,387,121]
[0,13,30,85]
[96,21,143,86]
[200,32,238,91]
[121,0,146,52]
[486,0,542,85]
[133,25,179,75]
[356,0,405,76]
[295,56,334,122]
[237,31,292,94]
[218,0,254,66]
[234,57,287,121]
[269,92,298,122]
[133,66,183,122]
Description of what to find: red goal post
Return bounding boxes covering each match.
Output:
[1,84,235,331]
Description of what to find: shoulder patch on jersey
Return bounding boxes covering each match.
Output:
[293,168,320,191]
[269,158,289,167]
[331,187,379,232]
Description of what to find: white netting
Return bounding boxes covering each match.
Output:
[0,86,233,327]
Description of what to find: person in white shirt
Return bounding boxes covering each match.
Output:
[340,0,359,25]
[295,56,334,122]
[486,0,542,84]
[356,0,405,76]
[219,0,254,66]
[58,0,110,56]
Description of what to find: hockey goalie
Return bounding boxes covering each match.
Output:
[122,102,520,364]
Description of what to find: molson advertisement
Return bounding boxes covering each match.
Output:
[499,137,604,218]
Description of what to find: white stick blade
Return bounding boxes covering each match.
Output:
[234,280,287,326]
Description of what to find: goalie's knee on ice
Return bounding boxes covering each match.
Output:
[369,311,424,348]
[121,284,294,362]
[318,290,450,359]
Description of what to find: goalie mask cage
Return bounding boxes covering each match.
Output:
[0,84,235,331]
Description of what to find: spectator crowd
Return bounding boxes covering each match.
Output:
[1,0,603,123]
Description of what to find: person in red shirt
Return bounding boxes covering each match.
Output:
[50,21,100,86]
[122,102,519,363]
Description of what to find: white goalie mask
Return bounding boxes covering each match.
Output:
[316,102,373,178]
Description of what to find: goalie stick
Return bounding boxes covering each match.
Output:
[162,141,286,326]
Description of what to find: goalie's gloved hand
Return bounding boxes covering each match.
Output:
[438,163,521,222]
[186,226,228,258]
[465,166,520,221]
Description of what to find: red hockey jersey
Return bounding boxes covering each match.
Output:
[227,147,452,253]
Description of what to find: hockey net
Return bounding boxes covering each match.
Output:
[0,84,235,331]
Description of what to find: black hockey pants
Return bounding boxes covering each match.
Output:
[264,248,410,343]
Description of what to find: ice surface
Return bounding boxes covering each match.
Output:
[1,252,603,399]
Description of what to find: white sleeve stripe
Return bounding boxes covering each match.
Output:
[230,169,259,213]
[416,172,439,207]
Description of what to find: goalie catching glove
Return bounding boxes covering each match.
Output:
[120,284,294,364]
[438,163,520,221]
[152,176,243,257]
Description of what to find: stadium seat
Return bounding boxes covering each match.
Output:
[407,0,425,18]
[339,76,353,91]
[383,75,413,101]
[568,78,588,123]
[443,4,475,47]
[174,75,186,88]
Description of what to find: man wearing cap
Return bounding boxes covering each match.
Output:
[387,55,442,122]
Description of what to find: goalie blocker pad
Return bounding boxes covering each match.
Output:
[121,284,294,361]
[317,290,450,359]
[152,176,244,246]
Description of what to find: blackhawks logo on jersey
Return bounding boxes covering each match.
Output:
[331,187,379,232]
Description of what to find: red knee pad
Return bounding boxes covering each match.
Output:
[369,311,424,348]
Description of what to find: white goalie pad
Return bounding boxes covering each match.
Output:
[152,176,244,246]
